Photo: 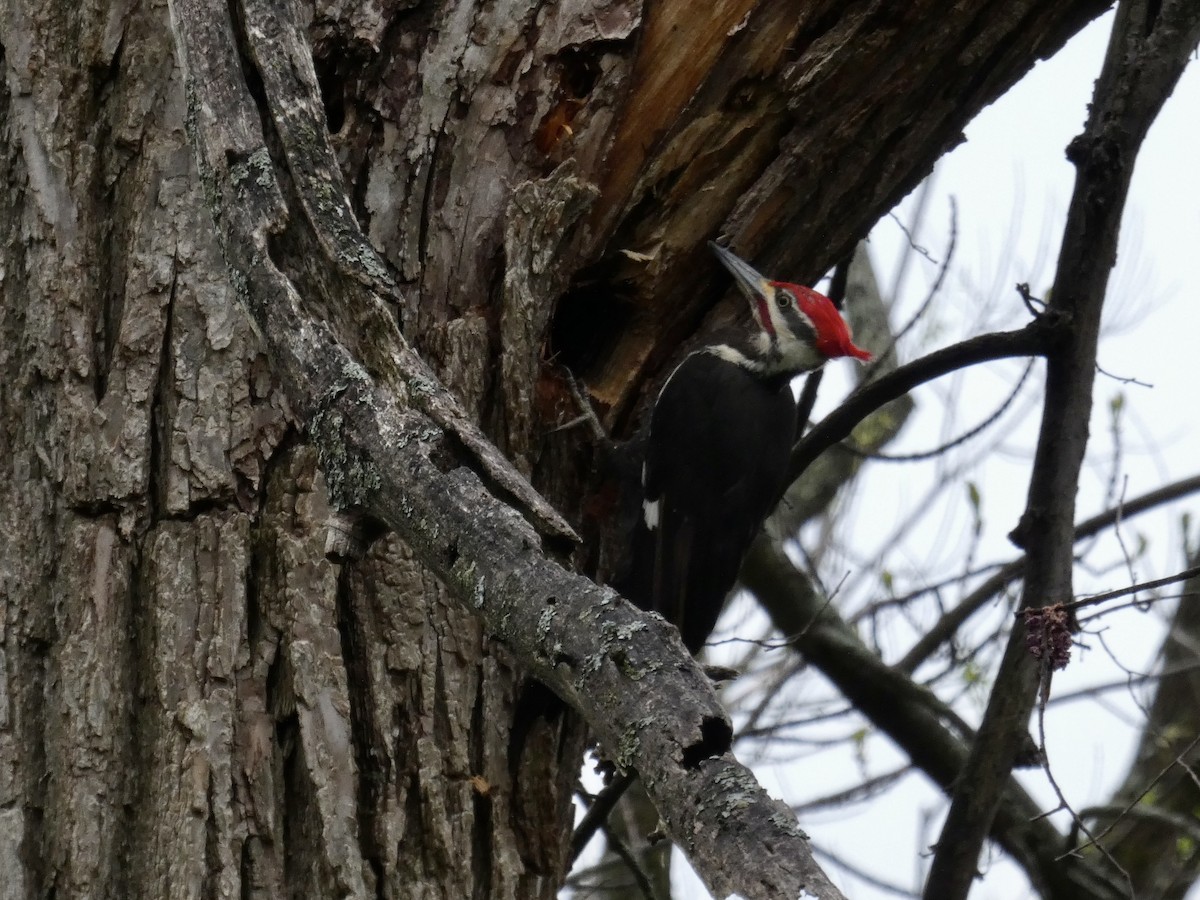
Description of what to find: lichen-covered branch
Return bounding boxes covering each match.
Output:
[167,0,846,895]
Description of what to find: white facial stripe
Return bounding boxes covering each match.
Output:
[705,344,752,366]
[642,498,660,530]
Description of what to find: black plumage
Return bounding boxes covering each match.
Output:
[624,351,797,653]
[617,242,871,654]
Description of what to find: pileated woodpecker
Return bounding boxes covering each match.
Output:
[624,242,871,654]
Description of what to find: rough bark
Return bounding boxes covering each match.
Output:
[0,0,1121,896]
[0,0,582,895]
[168,0,850,893]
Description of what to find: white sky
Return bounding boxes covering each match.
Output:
[663,11,1200,899]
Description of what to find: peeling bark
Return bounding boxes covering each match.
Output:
[0,0,1124,896]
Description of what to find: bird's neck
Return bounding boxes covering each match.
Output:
[706,329,824,382]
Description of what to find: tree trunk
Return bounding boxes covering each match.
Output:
[0,0,1110,896]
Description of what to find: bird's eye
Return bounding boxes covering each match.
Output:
[776,291,793,310]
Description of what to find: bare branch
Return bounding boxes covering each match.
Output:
[570,771,638,866]
[1065,565,1200,614]
[1033,675,1134,895]
[1092,560,1200,896]
[849,359,1034,463]
[791,765,912,816]
[924,4,1200,896]
[1067,733,1200,860]
[885,198,958,354]
[899,475,1200,674]
[814,843,922,899]
[788,323,1056,485]
[737,535,1127,899]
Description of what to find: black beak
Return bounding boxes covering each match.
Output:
[708,242,773,304]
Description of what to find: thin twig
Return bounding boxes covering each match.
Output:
[603,828,663,900]
[1063,733,1200,859]
[791,765,912,815]
[1033,672,1134,895]
[1016,282,1045,316]
[849,359,1034,462]
[1077,590,1200,625]
[814,842,921,898]
[887,209,940,266]
[868,200,958,383]
[1096,362,1153,388]
[899,474,1200,673]
[1060,565,1200,614]
[788,323,1056,484]
[570,771,639,865]
[555,367,613,446]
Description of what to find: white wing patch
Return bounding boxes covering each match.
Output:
[642,498,661,530]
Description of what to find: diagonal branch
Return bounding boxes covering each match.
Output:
[738,538,1128,900]
[899,472,1200,673]
[923,3,1200,898]
[1092,559,1200,898]
[745,480,1200,893]
[742,246,1121,898]
[167,0,846,897]
[788,322,1058,486]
